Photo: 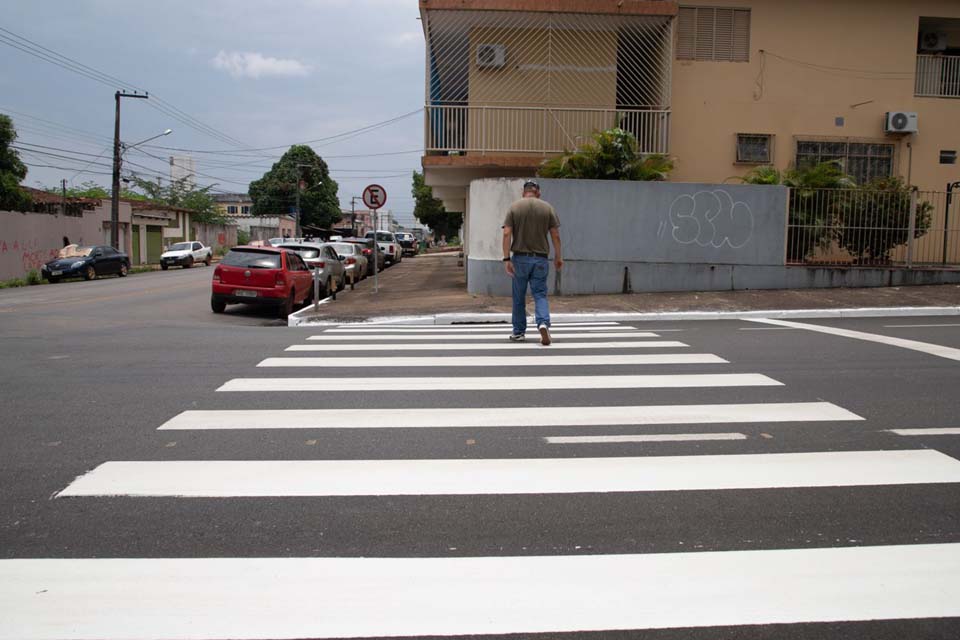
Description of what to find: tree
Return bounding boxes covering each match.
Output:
[538,128,674,181]
[127,176,226,224]
[0,114,32,211]
[412,171,462,239]
[248,145,340,229]
[44,180,143,200]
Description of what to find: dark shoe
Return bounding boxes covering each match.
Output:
[508,333,525,342]
[538,324,551,346]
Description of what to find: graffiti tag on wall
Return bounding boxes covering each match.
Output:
[658,189,755,250]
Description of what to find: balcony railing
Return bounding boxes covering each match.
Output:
[915,54,960,98]
[424,105,670,156]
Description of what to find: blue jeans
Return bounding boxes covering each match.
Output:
[511,255,550,335]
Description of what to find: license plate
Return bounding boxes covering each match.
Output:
[51,270,62,276]
[234,289,257,298]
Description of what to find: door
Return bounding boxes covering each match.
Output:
[146,226,164,264]
[131,225,141,265]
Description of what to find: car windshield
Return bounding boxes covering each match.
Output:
[331,243,355,254]
[278,245,320,259]
[169,242,191,251]
[221,249,282,269]
[366,232,393,241]
[58,245,92,258]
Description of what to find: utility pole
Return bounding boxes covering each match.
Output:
[350,196,362,236]
[294,163,313,239]
[111,91,148,250]
[61,179,67,216]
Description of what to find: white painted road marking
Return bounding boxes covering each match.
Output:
[325,325,635,333]
[545,433,748,444]
[57,450,956,497]
[884,323,960,328]
[258,354,727,367]
[286,341,689,352]
[306,332,656,341]
[216,373,784,393]
[158,402,860,431]
[4,544,959,639]
[747,318,960,362]
[888,428,960,436]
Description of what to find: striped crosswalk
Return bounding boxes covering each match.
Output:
[16,321,960,639]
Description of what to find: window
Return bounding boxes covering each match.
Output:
[677,6,750,61]
[736,133,772,164]
[193,243,202,250]
[241,206,250,214]
[796,140,895,185]
[227,205,238,214]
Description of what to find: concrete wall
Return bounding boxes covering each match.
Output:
[192,223,238,252]
[467,177,789,294]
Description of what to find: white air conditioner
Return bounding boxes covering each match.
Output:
[885,111,918,134]
[919,31,948,52]
[476,44,506,69]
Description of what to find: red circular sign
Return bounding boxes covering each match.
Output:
[362,184,387,210]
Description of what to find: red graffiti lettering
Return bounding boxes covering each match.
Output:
[218,233,226,245]
[12,240,19,251]
[22,250,48,272]
[0,241,6,253]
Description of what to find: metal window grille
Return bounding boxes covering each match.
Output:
[423,8,673,155]
[784,188,960,267]
[736,133,771,163]
[676,6,750,62]
[795,140,895,186]
[915,54,960,98]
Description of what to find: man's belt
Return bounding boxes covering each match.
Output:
[512,251,548,258]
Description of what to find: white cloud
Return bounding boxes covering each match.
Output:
[211,50,311,79]
[385,31,422,46]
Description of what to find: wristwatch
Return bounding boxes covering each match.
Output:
[502,257,511,261]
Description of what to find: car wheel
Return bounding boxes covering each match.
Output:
[184,257,194,269]
[119,263,128,277]
[84,265,96,281]
[211,295,226,314]
[161,263,168,270]
[204,255,212,266]
[47,276,60,284]
[277,290,295,319]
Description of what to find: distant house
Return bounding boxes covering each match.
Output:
[213,193,253,217]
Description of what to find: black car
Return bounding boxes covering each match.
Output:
[41,245,130,282]
[395,232,419,256]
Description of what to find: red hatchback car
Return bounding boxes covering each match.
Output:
[211,246,314,318]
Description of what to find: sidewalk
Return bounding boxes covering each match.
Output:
[296,252,960,323]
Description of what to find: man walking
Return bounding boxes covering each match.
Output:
[502,180,562,345]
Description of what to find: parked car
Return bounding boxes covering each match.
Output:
[276,242,346,298]
[329,242,368,286]
[41,244,130,282]
[160,241,212,270]
[342,237,384,276]
[364,231,403,266]
[395,232,419,257]
[211,246,314,318]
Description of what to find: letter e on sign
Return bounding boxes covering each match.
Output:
[362,184,387,210]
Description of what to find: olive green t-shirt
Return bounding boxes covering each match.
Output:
[503,197,560,256]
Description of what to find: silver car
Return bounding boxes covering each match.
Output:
[329,242,368,287]
[277,242,346,298]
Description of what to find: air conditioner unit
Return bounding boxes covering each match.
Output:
[919,31,948,52]
[476,44,506,69]
[884,111,918,134]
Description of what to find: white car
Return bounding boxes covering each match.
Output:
[160,241,212,270]
[364,231,403,266]
[329,242,368,286]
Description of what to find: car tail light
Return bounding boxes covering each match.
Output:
[345,257,356,265]
[388,245,395,254]
[213,266,222,282]
[315,261,325,269]
[362,249,371,255]
[275,271,286,287]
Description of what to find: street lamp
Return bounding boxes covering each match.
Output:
[110,119,172,250]
[122,128,173,153]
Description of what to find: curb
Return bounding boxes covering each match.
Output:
[288,306,960,326]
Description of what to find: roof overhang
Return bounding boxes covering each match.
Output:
[419,0,677,17]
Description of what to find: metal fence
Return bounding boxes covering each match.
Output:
[424,104,670,155]
[915,54,960,98]
[785,187,960,267]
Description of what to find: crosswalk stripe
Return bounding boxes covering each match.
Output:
[544,433,748,444]
[56,450,956,497]
[285,341,689,352]
[157,402,860,431]
[307,332,656,341]
[258,354,727,367]
[328,323,628,332]
[5,543,959,638]
[888,427,960,436]
[216,373,784,392]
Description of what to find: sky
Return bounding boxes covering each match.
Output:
[1,0,426,227]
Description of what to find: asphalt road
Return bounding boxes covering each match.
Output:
[1,271,959,639]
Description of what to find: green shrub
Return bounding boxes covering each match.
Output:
[0,277,27,289]
[25,269,41,285]
[237,229,250,245]
[837,177,933,264]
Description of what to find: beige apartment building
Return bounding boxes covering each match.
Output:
[420,0,960,216]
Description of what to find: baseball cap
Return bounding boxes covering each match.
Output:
[523,179,540,190]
